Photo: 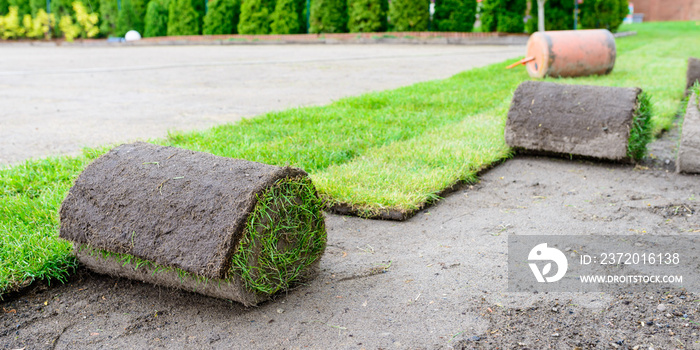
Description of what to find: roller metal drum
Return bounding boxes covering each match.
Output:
[512,29,617,79]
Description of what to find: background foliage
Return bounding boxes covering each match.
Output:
[167,0,199,35]
[525,0,574,33]
[309,0,346,33]
[0,0,630,41]
[203,0,239,34]
[580,0,628,32]
[481,0,526,33]
[347,0,387,33]
[388,0,429,31]
[144,0,169,37]
[433,0,476,32]
[238,0,272,34]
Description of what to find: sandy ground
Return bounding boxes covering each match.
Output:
[0,44,522,166]
[1,45,699,349]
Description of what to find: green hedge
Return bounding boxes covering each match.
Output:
[9,0,30,16]
[117,0,148,35]
[480,0,525,33]
[309,0,346,33]
[99,0,118,36]
[580,0,628,32]
[144,0,169,37]
[347,0,387,33]
[238,0,272,34]
[270,0,299,34]
[203,0,240,34]
[49,0,72,17]
[388,0,429,31]
[192,0,205,31]
[167,0,199,35]
[0,0,624,39]
[526,0,574,33]
[294,0,306,32]
[433,0,476,32]
[29,0,44,15]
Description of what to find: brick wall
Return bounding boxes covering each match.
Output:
[631,0,700,21]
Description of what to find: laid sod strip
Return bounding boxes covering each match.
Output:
[677,90,700,174]
[59,143,326,305]
[314,108,512,219]
[2,21,700,296]
[0,150,103,294]
[504,81,649,162]
[159,58,528,173]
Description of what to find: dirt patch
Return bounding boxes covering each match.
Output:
[59,142,308,279]
[445,289,699,348]
[505,81,640,161]
[2,130,699,349]
[651,204,696,218]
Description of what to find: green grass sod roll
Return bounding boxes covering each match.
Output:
[59,142,326,306]
[504,81,652,162]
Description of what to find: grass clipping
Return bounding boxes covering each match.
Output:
[75,176,326,306]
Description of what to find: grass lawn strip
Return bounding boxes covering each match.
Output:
[314,107,512,218]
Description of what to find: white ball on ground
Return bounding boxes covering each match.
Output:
[124,30,141,41]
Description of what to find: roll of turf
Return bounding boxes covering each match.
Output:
[60,142,326,306]
[687,57,700,94]
[677,92,700,174]
[505,81,651,161]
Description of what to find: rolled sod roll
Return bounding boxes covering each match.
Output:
[505,81,651,161]
[677,92,700,174]
[687,57,700,94]
[59,142,326,306]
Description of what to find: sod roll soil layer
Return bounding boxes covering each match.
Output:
[59,142,326,306]
[505,81,643,161]
[687,57,700,93]
[677,92,700,174]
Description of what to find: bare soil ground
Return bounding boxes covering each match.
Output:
[0,44,521,166]
[1,126,698,349]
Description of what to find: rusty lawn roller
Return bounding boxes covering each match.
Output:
[507,29,617,78]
